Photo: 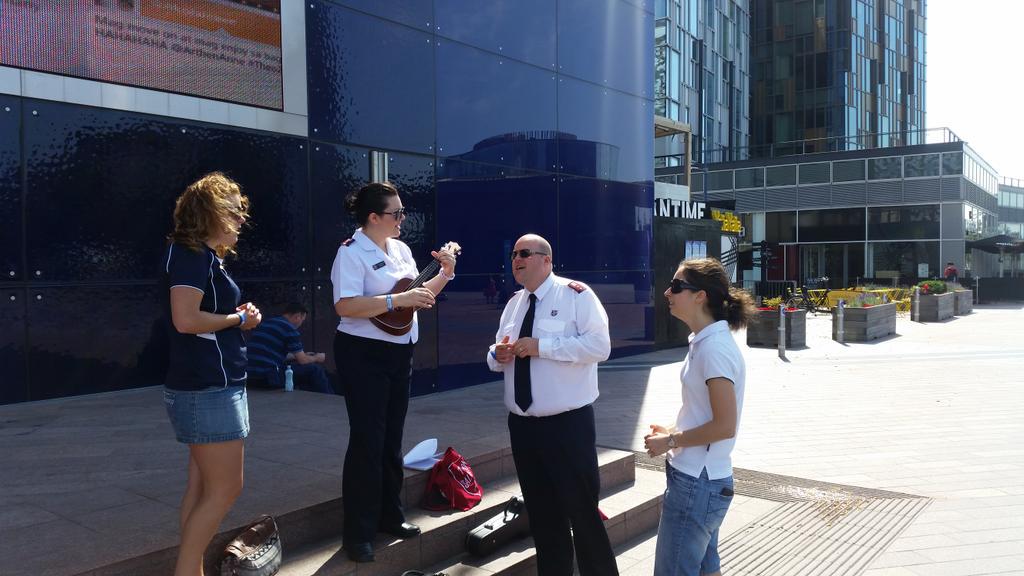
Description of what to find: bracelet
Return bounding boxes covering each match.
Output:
[236,310,247,327]
[385,294,394,312]
[439,269,455,281]
[489,350,497,360]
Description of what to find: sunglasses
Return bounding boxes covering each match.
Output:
[378,208,408,219]
[510,249,549,261]
[669,279,702,294]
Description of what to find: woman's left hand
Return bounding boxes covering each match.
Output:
[644,432,671,457]
[432,247,458,277]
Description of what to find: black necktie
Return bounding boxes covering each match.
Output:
[514,294,537,412]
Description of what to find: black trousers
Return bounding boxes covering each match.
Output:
[334,331,414,544]
[508,404,618,576]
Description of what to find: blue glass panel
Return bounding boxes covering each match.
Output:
[434,0,556,69]
[568,270,656,359]
[386,152,436,263]
[436,279,505,392]
[0,288,27,404]
[557,0,654,98]
[317,0,431,30]
[557,76,654,183]
[307,3,435,153]
[27,285,162,400]
[437,41,557,172]
[0,97,20,282]
[436,160,558,275]
[557,177,653,271]
[23,99,308,282]
[310,143,370,277]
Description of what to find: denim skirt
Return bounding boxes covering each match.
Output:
[163,385,249,444]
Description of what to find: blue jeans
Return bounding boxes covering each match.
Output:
[654,466,734,576]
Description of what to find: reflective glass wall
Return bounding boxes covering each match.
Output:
[0,0,654,404]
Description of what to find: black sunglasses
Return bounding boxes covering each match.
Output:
[510,249,549,261]
[378,208,408,219]
[669,279,702,294]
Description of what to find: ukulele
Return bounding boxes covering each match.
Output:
[370,242,462,336]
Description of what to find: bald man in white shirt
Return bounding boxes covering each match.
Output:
[486,234,617,576]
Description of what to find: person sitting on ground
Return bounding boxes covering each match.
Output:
[246,302,334,394]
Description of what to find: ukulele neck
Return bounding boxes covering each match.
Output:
[406,259,440,290]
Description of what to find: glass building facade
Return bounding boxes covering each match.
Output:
[748,0,927,157]
[998,179,1024,240]
[655,0,751,166]
[696,140,1003,286]
[0,0,654,405]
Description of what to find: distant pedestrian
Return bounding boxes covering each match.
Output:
[484,275,497,304]
[944,261,959,284]
[644,257,755,576]
[162,172,261,576]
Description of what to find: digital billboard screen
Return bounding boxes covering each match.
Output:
[1,0,283,110]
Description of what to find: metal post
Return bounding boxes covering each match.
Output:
[913,286,920,322]
[778,306,786,359]
[836,299,845,344]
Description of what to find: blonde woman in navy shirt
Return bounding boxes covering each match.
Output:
[644,257,755,576]
[162,172,262,576]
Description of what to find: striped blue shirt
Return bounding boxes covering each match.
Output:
[246,316,303,375]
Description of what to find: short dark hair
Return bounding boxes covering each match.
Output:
[345,181,399,225]
[282,302,308,316]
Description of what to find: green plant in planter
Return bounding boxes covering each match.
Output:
[759,296,784,310]
[916,280,948,295]
[845,293,885,308]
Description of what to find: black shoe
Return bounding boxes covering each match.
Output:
[381,522,421,538]
[345,541,374,563]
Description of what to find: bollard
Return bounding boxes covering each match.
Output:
[778,305,786,359]
[913,286,920,322]
[836,299,845,344]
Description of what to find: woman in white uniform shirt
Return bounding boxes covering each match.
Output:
[330,181,457,563]
[644,257,756,576]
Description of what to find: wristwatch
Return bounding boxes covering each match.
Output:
[666,433,677,449]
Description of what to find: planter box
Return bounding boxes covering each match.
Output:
[747,309,806,348]
[915,292,955,322]
[832,303,896,342]
[953,289,974,315]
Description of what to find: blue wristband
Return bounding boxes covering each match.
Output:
[385,294,394,312]
[236,310,247,326]
[490,350,497,359]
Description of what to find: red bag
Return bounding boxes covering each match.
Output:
[421,447,483,511]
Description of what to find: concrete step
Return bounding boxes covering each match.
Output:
[278,449,640,576]
[421,467,664,576]
[83,443,512,576]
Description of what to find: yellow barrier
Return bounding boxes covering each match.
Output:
[803,287,913,312]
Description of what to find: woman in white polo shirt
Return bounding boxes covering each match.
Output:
[644,257,756,576]
[330,181,458,563]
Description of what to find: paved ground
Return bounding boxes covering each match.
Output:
[1,303,1022,575]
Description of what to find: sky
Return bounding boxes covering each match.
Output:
[927,0,1024,178]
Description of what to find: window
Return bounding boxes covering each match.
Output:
[904,154,940,178]
[942,152,963,175]
[735,167,764,188]
[868,156,902,180]
[766,165,796,186]
[799,162,830,184]
[833,159,865,182]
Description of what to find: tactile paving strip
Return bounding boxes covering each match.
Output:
[628,452,931,576]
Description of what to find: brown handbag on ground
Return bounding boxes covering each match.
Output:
[220,515,282,576]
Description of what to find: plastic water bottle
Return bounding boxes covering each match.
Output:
[284,365,294,392]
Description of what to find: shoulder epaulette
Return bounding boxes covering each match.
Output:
[342,238,355,246]
[567,281,588,293]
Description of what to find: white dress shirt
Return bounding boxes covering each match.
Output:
[667,320,746,480]
[330,228,419,344]
[486,273,611,417]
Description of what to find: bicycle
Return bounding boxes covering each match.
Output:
[785,276,831,315]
